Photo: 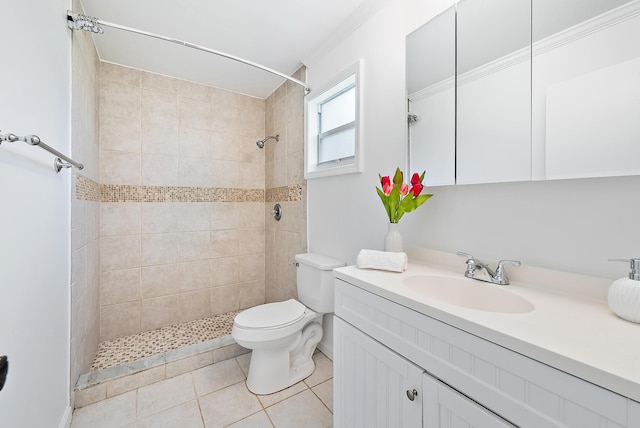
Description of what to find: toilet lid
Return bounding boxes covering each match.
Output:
[234,299,306,329]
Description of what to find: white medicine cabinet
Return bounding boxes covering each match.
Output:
[407,0,640,186]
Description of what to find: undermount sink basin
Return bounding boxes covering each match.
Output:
[403,275,535,314]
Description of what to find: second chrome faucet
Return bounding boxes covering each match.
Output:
[457,252,521,285]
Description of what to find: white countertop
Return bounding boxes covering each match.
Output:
[333,249,640,402]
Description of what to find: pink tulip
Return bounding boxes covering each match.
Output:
[383,182,394,195]
[400,183,409,196]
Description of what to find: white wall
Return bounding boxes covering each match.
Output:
[0,1,72,427]
[305,0,640,282]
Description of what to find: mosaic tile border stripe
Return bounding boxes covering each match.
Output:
[266,184,303,202]
[99,185,264,203]
[76,181,302,203]
[76,174,100,201]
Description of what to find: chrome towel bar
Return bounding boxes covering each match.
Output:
[0,130,84,173]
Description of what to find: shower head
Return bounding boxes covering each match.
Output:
[256,135,279,149]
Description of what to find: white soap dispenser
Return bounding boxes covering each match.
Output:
[608,258,640,323]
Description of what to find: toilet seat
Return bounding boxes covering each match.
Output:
[234,299,306,330]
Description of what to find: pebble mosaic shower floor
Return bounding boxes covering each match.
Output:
[90,311,241,371]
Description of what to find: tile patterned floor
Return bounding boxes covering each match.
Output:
[91,312,241,371]
[72,351,334,428]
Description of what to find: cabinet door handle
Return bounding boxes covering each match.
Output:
[406,388,418,401]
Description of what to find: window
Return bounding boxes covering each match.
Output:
[305,62,362,179]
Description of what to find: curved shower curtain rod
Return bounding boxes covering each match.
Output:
[66,11,311,95]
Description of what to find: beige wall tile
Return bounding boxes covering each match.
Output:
[211,284,240,315]
[141,153,179,186]
[179,231,211,261]
[99,115,141,152]
[95,65,278,342]
[239,228,265,255]
[238,254,265,282]
[179,80,211,101]
[71,247,85,286]
[239,280,265,309]
[238,203,265,229]
[101,302,141,340]
[141,203,180,234]
[178,157,212,187]
[101,268,140,306]
[100,81,141,120]
[141,295,180,331]
[101,235,141,272]
[141,233,180,266]
[142,89,178,126]
[178,288,211,322]
[178,260,210,292]
[100,150,141,185]
[141,123,179,156]
[178,203,211,232]
[179,127,211,159]
[210,203,239,230]
[211,229,239,258]
[210,257,237,286]
[101,62,140,87]
[141,264,180,299]
[178,97,212,130]
[100,202,141,236]
[142,71,178,94]
[210,105,240,134]
[210,130,232,161]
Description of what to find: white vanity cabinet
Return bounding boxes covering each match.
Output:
[334,277,640,427]
[423,372,515,427]
[334,317,423,427]
[334,316,514,428]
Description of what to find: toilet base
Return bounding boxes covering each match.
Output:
[245,321,323,395]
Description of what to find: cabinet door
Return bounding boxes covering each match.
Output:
[423,372,515,428]
[334,317,423,428]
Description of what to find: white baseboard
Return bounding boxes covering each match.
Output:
[59,405,73,428]
[317,341,333,361]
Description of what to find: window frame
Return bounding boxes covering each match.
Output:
[305,61,363,179]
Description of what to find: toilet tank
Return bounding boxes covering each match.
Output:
[295,253,345,313]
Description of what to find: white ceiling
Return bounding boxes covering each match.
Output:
[80,0,383,98]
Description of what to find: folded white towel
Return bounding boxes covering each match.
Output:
[357,249,408,273]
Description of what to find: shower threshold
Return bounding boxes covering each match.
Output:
[74,310,247,408]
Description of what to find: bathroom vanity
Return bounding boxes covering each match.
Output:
[333,250,640,427]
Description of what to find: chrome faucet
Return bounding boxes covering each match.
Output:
[457,252,521,285]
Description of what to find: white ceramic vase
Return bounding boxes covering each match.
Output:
[384,223,403,253]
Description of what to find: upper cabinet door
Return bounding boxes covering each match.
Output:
[532,0,640,180]
[407,6,456,187]
[456,0,532,185]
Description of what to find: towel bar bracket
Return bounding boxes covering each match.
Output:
[1,130,83,173]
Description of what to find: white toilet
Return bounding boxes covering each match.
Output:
[231,253,345,395]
